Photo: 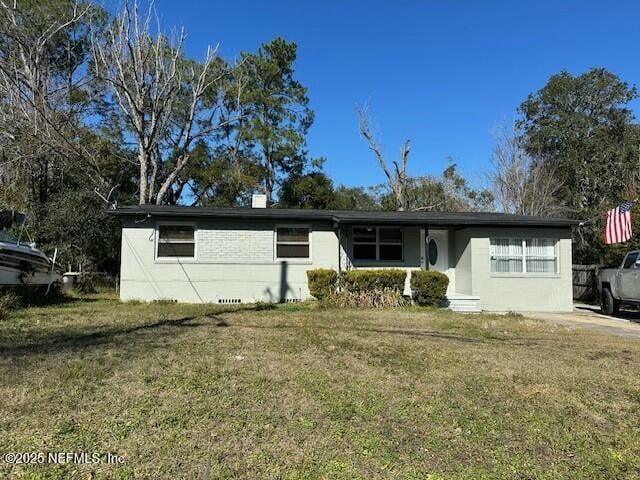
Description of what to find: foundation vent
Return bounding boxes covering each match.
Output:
[280,298,302,303]
[218,298,242,304]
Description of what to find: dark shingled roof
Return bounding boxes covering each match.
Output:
[109,205,580,228]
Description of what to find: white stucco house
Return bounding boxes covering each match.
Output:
[110,196,579,312]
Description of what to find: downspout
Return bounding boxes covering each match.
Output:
[420,226,428,270]
[425,226,429,270]
[335,221,342,292]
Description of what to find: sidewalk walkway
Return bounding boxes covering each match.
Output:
[525,304,640,340]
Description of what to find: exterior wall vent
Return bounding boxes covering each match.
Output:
[218,298,241,304]
[251,193,267,208]
[280,298,302,303]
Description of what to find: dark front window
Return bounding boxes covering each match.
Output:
[276,227,310,259]
[157,225,195,258]
[353,227,403,261]
[353,227,377,260]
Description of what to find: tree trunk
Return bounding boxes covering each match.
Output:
[265,176,273,205]
[396,189,406,211]
[263,148,273,205]
[155,153,191,205]
[138,145,149,205]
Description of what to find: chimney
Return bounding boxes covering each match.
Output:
[251,193,267,208]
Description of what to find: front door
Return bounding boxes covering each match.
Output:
[427,229,449,273]
[427,229,452,294]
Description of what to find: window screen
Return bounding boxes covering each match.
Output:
[276,227,310,259]
[157,225,195,258]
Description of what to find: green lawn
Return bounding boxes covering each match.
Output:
[1,293,639,479]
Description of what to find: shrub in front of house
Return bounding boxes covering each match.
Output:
[410,271,449,306]
[322,289,409,308]
[0,289,21,320]
[340,269,406,294]
[306,269,338,300]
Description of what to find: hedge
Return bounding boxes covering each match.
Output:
[340,269,406,294]
[410,270,449,306]
[306,269,338,300]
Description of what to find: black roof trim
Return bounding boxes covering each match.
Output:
[108,205,580,228]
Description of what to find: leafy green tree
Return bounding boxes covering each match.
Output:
[330,186,381,210]
[518,68,640,215]
[38,189,123,274]
[185,141,263,207]
[518,68,640,262]
[279,172,336,209]
[237,38,314,205]
[185,65,265,207]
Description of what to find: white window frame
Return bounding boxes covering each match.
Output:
[489,238,558,275]
[274,225,312,262]
[155,222,197,262]
[352,226,404,262]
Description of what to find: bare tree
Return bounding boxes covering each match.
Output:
[0,0,105,210]
[91,1,228,205]
[490,124,563,216]
[408,163,494,212]
[357,103,410,211]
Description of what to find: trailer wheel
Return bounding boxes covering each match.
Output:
[601,288,620,316]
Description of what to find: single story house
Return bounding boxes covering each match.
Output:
[110,196,579,312]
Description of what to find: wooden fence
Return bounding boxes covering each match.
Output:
[572,264,599,302]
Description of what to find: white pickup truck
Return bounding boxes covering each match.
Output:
[598,250,640,315]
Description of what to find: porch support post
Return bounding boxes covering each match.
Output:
[420,226,427,270]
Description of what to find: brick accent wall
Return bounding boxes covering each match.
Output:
[198,226,274,262]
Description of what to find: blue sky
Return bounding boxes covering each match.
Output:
[149,0,640,189]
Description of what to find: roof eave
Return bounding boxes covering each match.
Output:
[107,207,580,228]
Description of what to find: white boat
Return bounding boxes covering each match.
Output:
[0,213,59,287]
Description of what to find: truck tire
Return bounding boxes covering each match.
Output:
[601,288,620,315]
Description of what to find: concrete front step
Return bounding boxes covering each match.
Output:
[446,293,482,313]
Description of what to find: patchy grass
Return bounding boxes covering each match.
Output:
[1,293,639,479]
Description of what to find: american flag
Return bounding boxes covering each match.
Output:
[604,201,633,244]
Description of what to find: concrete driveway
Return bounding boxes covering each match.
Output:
[525,304,640,340]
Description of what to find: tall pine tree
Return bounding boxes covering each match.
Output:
[237,38,314,205]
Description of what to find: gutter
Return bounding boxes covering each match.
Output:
[107,207,582,229]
